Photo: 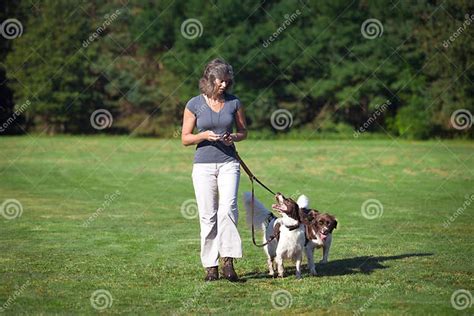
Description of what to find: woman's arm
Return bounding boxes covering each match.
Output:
[181,108,220,146]
[232,106,248,142]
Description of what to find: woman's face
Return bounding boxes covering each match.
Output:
[215,77,231,95]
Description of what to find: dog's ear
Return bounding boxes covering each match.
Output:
[289,199,300,218]
[299,209,310,224]
[303,210,319,224]
[334,218,338,229]
[309,210,319,221]
[299,209,314,224]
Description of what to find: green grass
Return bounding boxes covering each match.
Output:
[0,136,473,314]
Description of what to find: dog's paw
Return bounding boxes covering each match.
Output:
[295,273,302,280]
[277,273,284,278]
[310,269,317,276]
[319,259,328,264]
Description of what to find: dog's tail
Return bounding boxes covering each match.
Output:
[297,194,310,209]
[242,192,275,231]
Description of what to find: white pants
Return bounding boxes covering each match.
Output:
[192,160,242,268]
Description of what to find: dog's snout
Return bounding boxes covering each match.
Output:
[275,192,284,203]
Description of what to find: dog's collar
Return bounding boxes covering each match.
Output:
[267,213,299,231]
[286,224,300,231]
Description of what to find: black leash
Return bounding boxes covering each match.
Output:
[231,143,280,247]
[233,150,275,196]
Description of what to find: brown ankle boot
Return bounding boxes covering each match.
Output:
[204,266,218,281]
[222,257,239,282]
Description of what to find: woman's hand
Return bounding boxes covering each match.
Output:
[201,131,221,142]
[221,133,235,146]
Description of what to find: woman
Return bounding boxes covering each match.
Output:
[181,58,248,282]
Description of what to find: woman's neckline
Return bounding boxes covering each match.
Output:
[201,94,226,114]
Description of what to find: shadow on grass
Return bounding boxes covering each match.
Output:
[241,253,434,280]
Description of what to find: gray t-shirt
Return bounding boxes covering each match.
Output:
[186,94,242,163]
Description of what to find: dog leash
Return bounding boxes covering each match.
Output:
[234,150,275,195]
[227,135,311,248]
[229,140,281,247]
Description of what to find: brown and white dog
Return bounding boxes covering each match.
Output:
[243,192,337,278]
[244,192,305,278]
[297,195,338,275]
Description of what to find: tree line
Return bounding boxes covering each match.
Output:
[1,0,472,139]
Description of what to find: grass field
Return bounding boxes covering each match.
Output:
[0,136,473,314]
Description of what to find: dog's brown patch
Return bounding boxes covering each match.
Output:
[301,208,337,240]
[272,193,300,222]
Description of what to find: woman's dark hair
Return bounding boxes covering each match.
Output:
[199,58,234,98]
